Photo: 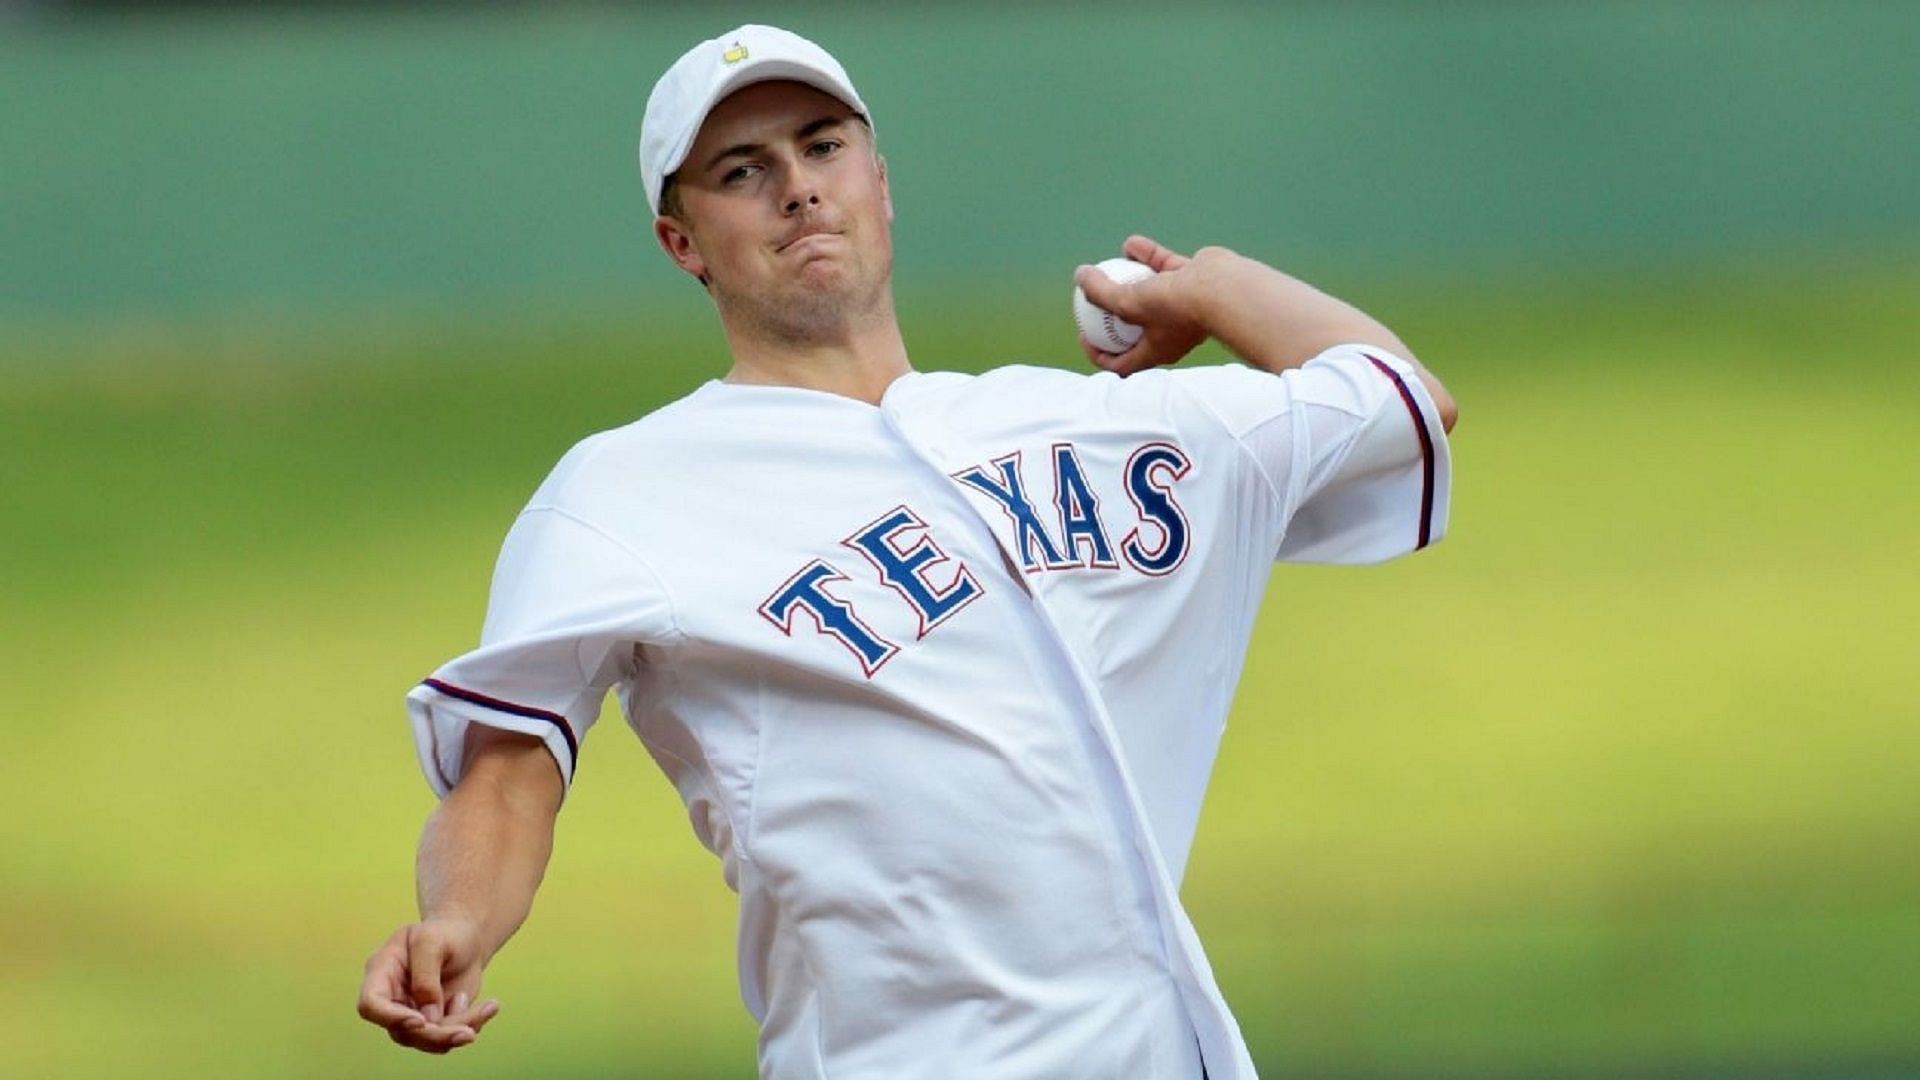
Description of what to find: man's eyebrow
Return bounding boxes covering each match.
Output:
[701,114,851,173]
[795,115,848,140]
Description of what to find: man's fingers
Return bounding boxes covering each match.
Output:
[1073,263,1112,304]
[361,922,487,1053]
[358,986,423,1028]
[387,1015,478,1054]
[1076,292,1175,376]
[405,924,447,1014]
[358,935,425,1027]
[1103,341,1156,377]
[1123,234,1189,272]
[1074,265,1142,322]
[1078,334,1119,370]
[1081,324,1149,375]
[363,925,409,969]
[1105,323,1203,378]
[391,1027,454,1055]
[445,997,501,1034]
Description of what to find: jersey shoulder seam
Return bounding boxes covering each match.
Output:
[1165,371,1287,511]
[517,503,689,644]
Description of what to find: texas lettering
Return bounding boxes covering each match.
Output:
[758,441,1193,675]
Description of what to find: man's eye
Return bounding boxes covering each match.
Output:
[723,164,759,184]
[808,139,842,157]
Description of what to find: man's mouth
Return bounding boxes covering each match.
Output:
[778,228,841,253]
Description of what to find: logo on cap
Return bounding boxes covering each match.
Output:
[723,42,748,64]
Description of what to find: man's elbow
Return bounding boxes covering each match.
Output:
[1417,369,1458,433]
[457,725,566,819]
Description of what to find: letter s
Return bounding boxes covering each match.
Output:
[1120,442,1192,576]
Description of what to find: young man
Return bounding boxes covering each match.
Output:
[357,23,1456,1079]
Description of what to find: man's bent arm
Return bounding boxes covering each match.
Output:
[358,726,563,1053]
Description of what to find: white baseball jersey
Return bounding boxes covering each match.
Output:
[407,344,1451,1079]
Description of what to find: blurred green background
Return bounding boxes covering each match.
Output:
[3,3,1917,1078]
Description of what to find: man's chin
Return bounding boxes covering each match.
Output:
[782,261,872,311]
[725,285,867,344]
[789,249,857,283]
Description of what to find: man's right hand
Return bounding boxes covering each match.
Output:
[357,920,501,1053]
[1072,236,1220,377]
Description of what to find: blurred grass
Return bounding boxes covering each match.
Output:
[2,260,1917,1077]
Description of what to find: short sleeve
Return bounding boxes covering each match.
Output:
[1170,345,1451,564]
[406,506,678,798]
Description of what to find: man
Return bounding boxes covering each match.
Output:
[357,23,1456,1079]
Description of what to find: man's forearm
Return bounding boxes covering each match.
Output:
[415,766,558,961]
[1195,253,1457,429]
[1194,254,1413,372]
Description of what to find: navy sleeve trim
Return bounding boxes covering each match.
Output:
[1363,353,1437,550]
[421,678,580,772]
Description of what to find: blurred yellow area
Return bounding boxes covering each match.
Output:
[3,4,1917,1077]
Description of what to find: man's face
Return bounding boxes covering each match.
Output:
[655,80,894,341]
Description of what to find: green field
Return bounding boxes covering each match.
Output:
[3,263,1917,1078]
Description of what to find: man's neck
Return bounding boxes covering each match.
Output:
[719,305,911,406]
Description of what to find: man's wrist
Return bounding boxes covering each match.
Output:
[1188,250,1286,366]
[1177,247,1247,339]
[415,909,486,944]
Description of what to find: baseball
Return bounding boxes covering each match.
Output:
[1074,257,1156,354]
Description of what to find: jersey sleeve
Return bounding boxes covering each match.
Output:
[406,505,679,798]
[1169,345,1451,564]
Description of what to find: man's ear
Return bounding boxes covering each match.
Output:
[654,214,707,283]
[877,153,893,224]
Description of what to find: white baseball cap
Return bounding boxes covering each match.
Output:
[639,24,873,215]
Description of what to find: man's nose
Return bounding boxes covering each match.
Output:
[780,164,822,215]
